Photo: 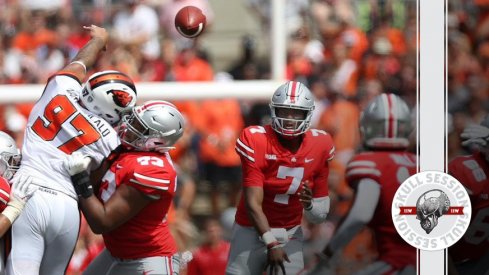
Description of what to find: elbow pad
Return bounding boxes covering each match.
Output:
[304,196,330,224]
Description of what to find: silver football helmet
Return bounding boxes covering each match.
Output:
[270,81,315,136]
[360,93,412,149]
[80,70,137,125]
[119,100,185,152]
[0,131,20,180]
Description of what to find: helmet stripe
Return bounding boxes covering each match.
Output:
[290,81,298,103]
[386,94,395,138]
[89,72,136,93]
[140,101,176,112]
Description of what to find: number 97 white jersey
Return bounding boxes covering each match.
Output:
[18,74,120,198]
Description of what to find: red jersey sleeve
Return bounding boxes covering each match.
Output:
[0,177,10,212]
[123,159,175,199]
[235,126,265,187]
[324,133,335,161]
[312,132,334,198]
[345,154,382,185]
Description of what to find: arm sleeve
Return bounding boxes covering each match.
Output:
[304,196,330,224]
[328,178,381,252]
[0,178,10,212]
[124,163,173,199]
[45,74,83,99]
[312,166,329,198]
[311,133,335,197]
[235,129,264,187]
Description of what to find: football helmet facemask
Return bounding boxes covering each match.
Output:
[270,81,315,137]
[80,70,137,125]
[0,131,20,180]
[119,101,185,153]
[360,93,412,149]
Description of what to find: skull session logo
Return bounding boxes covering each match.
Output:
[392,171,472,251]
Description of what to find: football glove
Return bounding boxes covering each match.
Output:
[3,174,37,223]
[64,152,93,199]
[460,124,489,147]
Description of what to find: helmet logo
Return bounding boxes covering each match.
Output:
[109,90,133,108]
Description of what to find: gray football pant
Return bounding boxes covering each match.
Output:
[226,224,304,275]
[7,188,80,275]
[84,249,180,275]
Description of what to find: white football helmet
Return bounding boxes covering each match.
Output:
[270,81,315,136]
[360,93,413,149]
[0,131,20,180]
[80,70,137,125]
[119,100,185,152]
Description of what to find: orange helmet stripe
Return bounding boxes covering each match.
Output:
[89,72,134,89]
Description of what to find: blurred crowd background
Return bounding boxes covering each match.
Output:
[0,0,487,274]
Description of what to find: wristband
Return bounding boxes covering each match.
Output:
[70,60,87,73]
[2,199,25,224]
[71,171,93,199]
[262,231,278,245]
[267,241,281,250]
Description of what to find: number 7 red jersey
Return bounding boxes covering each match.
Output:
[234,125,335,228]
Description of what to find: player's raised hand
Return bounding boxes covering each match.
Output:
[11,174,36,203]
[64,152,94,199]
[265,246,290,275]
[64,152,92,176]
[83,25,109,49]
[1,174,37,224]
[299,181,313,210]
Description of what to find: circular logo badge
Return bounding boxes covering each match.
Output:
[391,171,472,251]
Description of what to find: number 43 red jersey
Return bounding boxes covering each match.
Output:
[98,151,178,259]
[234,125,335,228]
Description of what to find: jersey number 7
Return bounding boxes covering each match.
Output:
[31,95,101,154]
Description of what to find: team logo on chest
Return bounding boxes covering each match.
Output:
[391,171,471,250]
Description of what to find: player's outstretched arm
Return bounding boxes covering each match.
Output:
[321,178,380,258]
[64,153,152,234]
[0,175,37,237]
[61,25,109,83]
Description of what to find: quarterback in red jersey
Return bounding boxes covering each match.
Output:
[448,117,489,274]
[64,100,185,275]
[226,81,335,275]
[308,93,416,275]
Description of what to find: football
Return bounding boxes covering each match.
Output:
[174,6,207,38]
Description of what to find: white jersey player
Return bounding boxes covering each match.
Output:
[6,25,137,275]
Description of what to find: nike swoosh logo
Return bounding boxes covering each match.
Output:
[305,158,314,163]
